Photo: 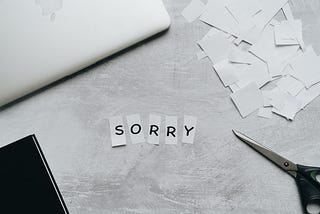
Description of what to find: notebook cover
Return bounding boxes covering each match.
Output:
[0,135,69,214]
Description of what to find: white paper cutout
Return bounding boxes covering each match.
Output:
[126,114,145,144]
[147,114,161,145]
[181,0,206,23]
[165,116,178,145]
[109,116,126,147]
[258,107,272,119]
[230,83,264,117]
[213,60,238,87]
[182,115,197,144]
[198,32,230,64]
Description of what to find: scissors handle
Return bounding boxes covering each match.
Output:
[296,164,320,214]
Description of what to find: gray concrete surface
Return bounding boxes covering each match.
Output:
[1,0,320,213]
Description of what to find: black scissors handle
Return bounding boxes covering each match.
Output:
[296,165,320,214]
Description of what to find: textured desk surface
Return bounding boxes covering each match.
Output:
[1,0,320,213]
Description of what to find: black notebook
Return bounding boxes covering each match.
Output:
[0,135,69,214]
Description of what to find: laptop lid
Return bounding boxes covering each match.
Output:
[0,0,170,107]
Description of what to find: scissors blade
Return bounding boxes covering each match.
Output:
[232,130,298,177]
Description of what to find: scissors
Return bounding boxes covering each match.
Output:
[233,130,320,214]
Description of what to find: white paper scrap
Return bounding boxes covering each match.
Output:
[274,21,299,46]
[213,60,238,87]
[272,94,301,120]
[198,32,230,64]
[181,0,206,23]
[229,83,240,92]
[126,114,145,144]
[290,46,320,88]
[109,116,126,147]
[282,2,294,21]
[290,19,305,50]
[165,116,178,145]
[228,47,255,64]
[196,50,207,59]
[148,114,161,145]
[296,83,320,109]
[276,75,305,96]
[199,0,241,37]
[258,107,272,119]
[234,60,271,88]
[182,115,197,144]
[230,83,264,117]
[254,0,288,30]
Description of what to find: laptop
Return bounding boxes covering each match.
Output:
[0,0,170,107]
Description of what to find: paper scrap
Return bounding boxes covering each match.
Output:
[282,2,294,21]
[165,116,178,145]
[290,46,320,88]
[109,116,126,147]
[126,114,145,144]
[229,83,240,92]
[213,60,238,87]
[234,59,271,88]
[198,32,230,64]
[199,0,241,37]
[230,83,264,117]
[147,114,161,145]
[228,47,255,64]
[296,82,320,109]
[276,75,304,96]
[181,0,206,23]
[274,21,299,46]
[196,50,207,60]
[182,115,197,144]
[258,107,272,119]
[272,94,301,120]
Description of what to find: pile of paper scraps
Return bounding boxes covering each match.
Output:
[181,0,320,120]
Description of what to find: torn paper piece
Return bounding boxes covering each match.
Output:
[234,60,271,88]
[254,0,288,30]
[274,21,299,46]
[282,2,294,21]
[148,114,161,145]
[276,75,305,96]
[282,64,295,75]
[261,90,272,107]
[196,50,207,59]
[250,24,299,64]
[109,116,126,147]
[290,46,320,88]
[182,115,197,144]
[228,47,256,64]
[230,83,264,117]
[258,107,272,119]
[165,116,178,145]
[229,83,240,92]
[199,0,241,37]
[213,60,238,87]
[226,0,261,38]
[201,28,220,41]
[126,114,145,144]
[267,58,288,77]
[296,82,320,109]
[181,0,206,23]
[289,19,306,50]
[272,94,301,120]
[198,32,230,64]
[226,0,261,20]
[262,87,287,110]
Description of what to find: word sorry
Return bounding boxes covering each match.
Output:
[109,114,197,147]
